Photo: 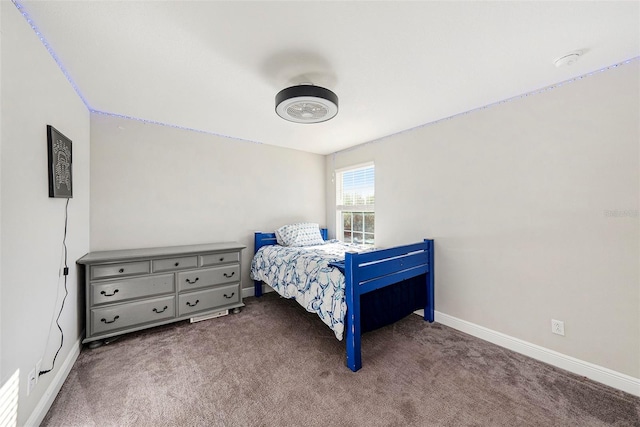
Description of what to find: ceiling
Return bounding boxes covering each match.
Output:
[15,1,640,155]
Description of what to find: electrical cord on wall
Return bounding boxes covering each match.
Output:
[39,198,70,377]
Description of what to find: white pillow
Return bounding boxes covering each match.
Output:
[275,228,285,246]
[276,223,325,247]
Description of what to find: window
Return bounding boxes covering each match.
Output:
[336,163,374,245]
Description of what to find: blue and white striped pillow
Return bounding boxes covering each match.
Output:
[276,223,325,247]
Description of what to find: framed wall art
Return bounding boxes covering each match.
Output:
[47,125,73,198]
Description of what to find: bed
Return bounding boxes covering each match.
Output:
[250,225,434,372]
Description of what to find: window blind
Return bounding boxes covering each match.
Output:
[337,165,375,210]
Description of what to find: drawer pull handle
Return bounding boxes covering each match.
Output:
[185,277,199,284]
[100,289,119,297]
[118,268,125,273]
[219,257,224,262]
[174,262,180,266]
[223,272,235,278]
[153,306,168,314]
[223,292,235,299]
[186,300,200,307]
[101,316,120,324]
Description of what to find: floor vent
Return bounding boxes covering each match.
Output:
[0,370,20,427]
[190,309,229,323]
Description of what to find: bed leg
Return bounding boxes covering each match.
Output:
[254,280,263,297]
[345,315,362,372]
[424,272,434,323]
[345,252,362,371]
[424,239,435,323]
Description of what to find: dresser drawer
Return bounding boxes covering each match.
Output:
[91,295,175,335]
[200,251,240,267]
[152,256,197,273]
[178,284,240,316]
[91,261,150,280]
[177,264,239,292]
[91,274,174,306]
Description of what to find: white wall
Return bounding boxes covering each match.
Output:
[1,2,90,425]
[326,62,639,378]
[90,114,326,291]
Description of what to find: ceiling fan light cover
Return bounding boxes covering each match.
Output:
[275,85,338,124]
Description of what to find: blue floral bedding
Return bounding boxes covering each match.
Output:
[250,241,371,341]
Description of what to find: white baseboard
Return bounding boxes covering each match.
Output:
[413,310,640,397]
[242,285,274,299]
[25,335,83,427]
[242,286,255,299]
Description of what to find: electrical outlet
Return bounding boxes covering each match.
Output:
[27,368,37,396]
[551,319,565,336]
[35,360,42,385]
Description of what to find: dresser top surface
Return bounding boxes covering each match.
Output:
[77,242,246,265]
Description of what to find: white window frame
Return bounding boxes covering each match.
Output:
[335,162,375,246]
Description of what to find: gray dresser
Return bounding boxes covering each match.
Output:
[77,242,245,346]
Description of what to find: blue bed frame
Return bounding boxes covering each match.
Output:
[253,229,435,372]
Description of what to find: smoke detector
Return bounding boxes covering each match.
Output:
[554,50,583,68]
[275,84,338,124]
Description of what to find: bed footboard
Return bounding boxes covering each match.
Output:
[344,239,434,372]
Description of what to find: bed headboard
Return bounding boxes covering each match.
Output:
[254,228,328,254]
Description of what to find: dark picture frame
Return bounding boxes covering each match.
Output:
[47,125,73,198]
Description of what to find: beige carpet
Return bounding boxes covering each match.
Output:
[43,293,640,426]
